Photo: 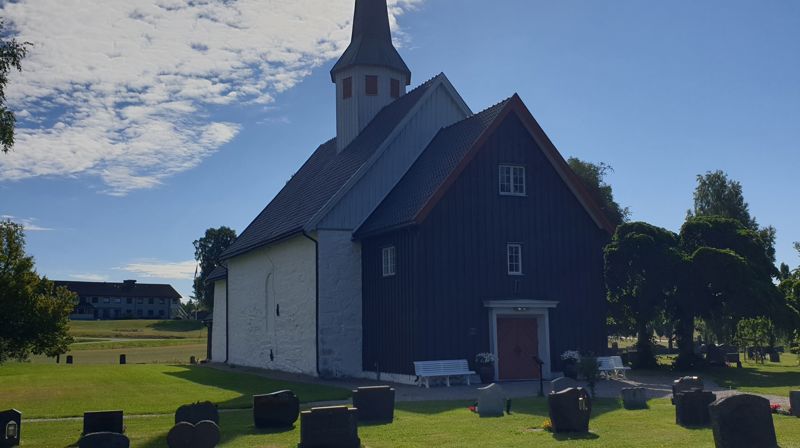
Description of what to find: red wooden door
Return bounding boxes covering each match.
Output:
[497,317,540,380]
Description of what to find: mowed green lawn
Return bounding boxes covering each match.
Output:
[30,343,208,365]
[22,399,800,448]
[68,319,207,339]
[0,363,350,418]
[709,353,800,397]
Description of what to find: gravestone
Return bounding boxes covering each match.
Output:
[674,390,716,427]
[190,356,197,364]
[78,432,130,448]
[476,383,506,418]
[547,387,592,433]
[672,376,704,404]
[706,345,726,367]
[725,353,742,368]
[790,391,800,417]
[352,386,395,423]
[768,351,780,363]
[175,401,219,425]
[299,406,359,448]
[550,376,581,394]
[709,394,777,448]
[66,355,74,364]
[253,390,300,428]
[620,387,648,410]
[119,354,126,365]
[0,409,21,448]
[166,420,220,448]
[83,410,124,435]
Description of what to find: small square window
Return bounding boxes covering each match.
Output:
[343,77,352,99]
[499,165,526,196]
[148,310,154,317]
[507,243,523,275]
[148,298,154,305]
[92,297,98,304]
[126,298,132,304]
[382,246,396,277]
[390,79,400,98]
[103,297,110,304]
[159,298,165,305]
[137,298,143,304]
[366,75,378,96]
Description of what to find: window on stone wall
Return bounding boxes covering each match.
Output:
[366,75,378,96]
[382,246,396,277]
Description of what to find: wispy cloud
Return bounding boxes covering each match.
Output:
[1,215,53,231]
[70,273,110,282]
[118,259,197,280]
[0,0,423,195]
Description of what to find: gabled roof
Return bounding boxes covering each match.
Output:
[220,76,438,260]
[355,94,616,238]
[54,281,181,299]
[206,266,227,283]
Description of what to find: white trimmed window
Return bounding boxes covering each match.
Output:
[382,246,397,277]
[499,165,526,196]
[507,243,523,275]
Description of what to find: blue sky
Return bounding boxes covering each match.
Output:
[2,0,798,300]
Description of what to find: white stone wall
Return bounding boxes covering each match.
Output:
[226,235,317,375]
[317,230,363,377]
[211,280,227,362]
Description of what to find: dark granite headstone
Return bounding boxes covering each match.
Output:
[78,432,130,448]
[0,409,21,448]
[299,406,360,448]
[547,387,591,433]
[768,351,780,363]
[725,352,741,367]
[175,401,219,425]
[674,390,716,427]
[253,390,300,429]
[672,376,704,404]
[119,354,126,365]
[166,420,220,448]
[550,376,581,394]
[66,355,74,364]
[790,391,800,417]
[706,345,727,366]
[709,394,777,448]
[352,386,395,423]
[620,387,648,410]
[83,410,124,435]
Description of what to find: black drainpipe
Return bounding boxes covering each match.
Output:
[302,231,320,376]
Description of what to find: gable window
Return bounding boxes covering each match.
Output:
[382,246,396,277]
[499,165,526,196]
[342,77,353,99]
[366,75,378,96]
[390,78,400,98]
[507,243,523,275]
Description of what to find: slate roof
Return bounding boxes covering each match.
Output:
[355,98,512,237]
[206,266,228,283]
[221,75,439,260]
[54,281,181,299]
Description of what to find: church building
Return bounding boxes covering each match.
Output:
[210,0,613,382]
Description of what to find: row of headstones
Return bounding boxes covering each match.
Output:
[55,354,199,365]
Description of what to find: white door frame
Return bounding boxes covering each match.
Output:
[485,299,559,380]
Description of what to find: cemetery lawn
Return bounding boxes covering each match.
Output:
[0,363,350,419]
[709,353,800,397]
[23,398,800,448]
[68,319,207,339]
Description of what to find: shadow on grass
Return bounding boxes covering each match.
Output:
[396,397,625,420]
[552,431,600,441]
[148,320,206,333]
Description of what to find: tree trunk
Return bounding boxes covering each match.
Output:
[675,314,696,370]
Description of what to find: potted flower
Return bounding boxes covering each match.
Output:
[475,352,497,384]
[561,350,581,379]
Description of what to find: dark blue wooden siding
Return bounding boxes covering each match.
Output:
[361,113,608,375]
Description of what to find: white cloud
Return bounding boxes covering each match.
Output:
[1,215,53,231]
[0,0,422,195]
[70,273,110,282]
[118,259,197,280]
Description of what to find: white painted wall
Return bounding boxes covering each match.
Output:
[317,230,362,377]
[211,280,227,362]
[226,235,317,375]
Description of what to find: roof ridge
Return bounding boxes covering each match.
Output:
[438,95,513,132]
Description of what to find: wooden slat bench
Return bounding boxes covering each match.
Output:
[413,360,475,388]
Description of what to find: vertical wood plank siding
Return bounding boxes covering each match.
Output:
[362,114,609,375]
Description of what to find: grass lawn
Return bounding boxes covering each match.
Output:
[22,398,800,448]
[0,363,350,418]
[708,353,800,397]
[68,319,207,340]
[30,343,208,365]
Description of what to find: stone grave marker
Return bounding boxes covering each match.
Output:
[299,406,359,448]
[66,355,74,364]
[476,383,506,418]
[790,391,800,417]
[709,394,777,448]
[0,409,21,448]
[175,401,219,425]
[672,376,703,404]
[550,376,581,394]
[547,387,591,433]
[166,420,220,448]
[119,354,126,365]
[78,432,130,448]
[768,351,780,363]
[253,390,300,429]
[620,387,648,410]
[674,390,716,427]
[352,386,395,423]
[83,410,124,435]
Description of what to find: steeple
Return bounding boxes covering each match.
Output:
[332,0,413,151]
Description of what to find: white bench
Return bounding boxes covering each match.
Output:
[597,356,631,379]
[413,360,475,388]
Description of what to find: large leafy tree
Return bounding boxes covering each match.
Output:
[192,226,237,310]
[568,158,630,227]
[1,21,30,153]
[0,221,75,363]
[605,222,680,367]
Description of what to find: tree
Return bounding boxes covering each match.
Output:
[193,226,237,310]
[0,21,30,153]
[605,222,680,368]
[735,317,774,363]
[0,221,75,363]
[568,158,630,226]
